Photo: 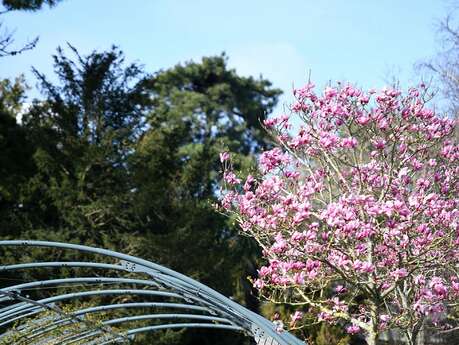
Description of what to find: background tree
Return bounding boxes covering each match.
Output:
[0,77,35,234]
[0,0,63,56]
[129,55,281,344]
[420,12,459,117]
[0,47,282,344]
[1,44,150,246]
[1,0,62,11]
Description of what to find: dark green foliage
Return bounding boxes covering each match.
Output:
[0,0,62,57]
[147,54,280,155]
[0,77,35,236]
[12,45,148,246]
[128,55,280,344]
[0,48,281,344]
[314,323,350,345]
[131,55,281,294]
[1,0,62,11]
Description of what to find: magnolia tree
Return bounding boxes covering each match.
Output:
[219,83,459,345]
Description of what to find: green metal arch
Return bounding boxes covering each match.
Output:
[0,240,305,345]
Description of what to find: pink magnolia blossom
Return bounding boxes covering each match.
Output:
[219,151,230,163]
[346,324,361,334]
[220,83,458,345]
[290,311,304,323]
[380,314,391,323]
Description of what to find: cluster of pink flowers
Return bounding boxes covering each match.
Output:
[220,83,459,341]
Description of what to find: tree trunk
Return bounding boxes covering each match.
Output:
[405,330,418,345]
[365,331,378,345]
[416,326,425,345]
[366,300,379,345]
[406,319,424,345]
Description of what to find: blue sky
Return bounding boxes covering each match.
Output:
[0,0,454,109]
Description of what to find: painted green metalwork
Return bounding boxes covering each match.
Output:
[0,240,305,345]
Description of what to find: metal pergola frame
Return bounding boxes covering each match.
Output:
[0,240,305,345]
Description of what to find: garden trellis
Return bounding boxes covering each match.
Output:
[0,240,304,345]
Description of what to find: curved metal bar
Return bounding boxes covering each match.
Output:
[1,277,161,293]
[60,313,236,345]
[0,283,227,328]
[70,302,213,316]
[0,289,187,324]
[71,323,246,345]
[97,323,246,345]
[0,241,254,319]
[104,313,232,326]
[0,240,305,345]
[0,301,212,329]
[0,263,135,313]
[0,306,50,327]
[0,262,128,272]
[0,262,228,318]
[0,278,171,340]
[0,301,28,314]
[0,262,195,298]
[0,289,130,344]
[22,313,234,344]
[0,261,249,326]
[0,264,136,315]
